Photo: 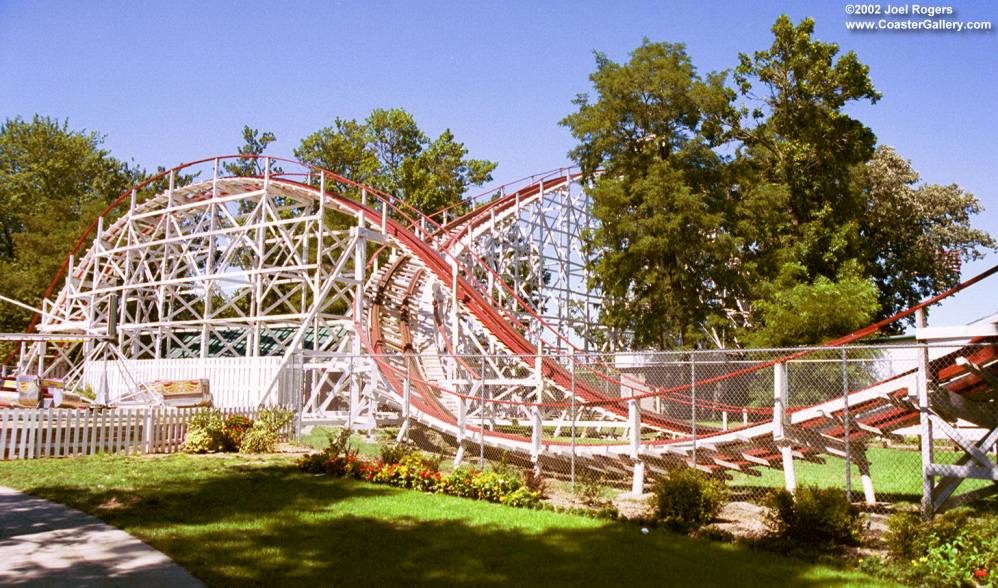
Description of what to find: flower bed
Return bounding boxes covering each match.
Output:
[297,435,541,509]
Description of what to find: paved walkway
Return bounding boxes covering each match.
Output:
[0,486,204,587]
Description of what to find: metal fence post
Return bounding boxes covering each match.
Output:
[570,354,576,491]
[916,308,934,518]
[691,352,697,467]
[841,348,851,503]
[479,354,485,468]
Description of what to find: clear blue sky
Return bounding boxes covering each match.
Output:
[1,0,995,328]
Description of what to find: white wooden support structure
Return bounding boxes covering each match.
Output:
[454,396,467,467]
[915,312,998,515]
[531,343,543,465]
[397,367,411,442]
[629,398,644,494]
[773,361,796,492]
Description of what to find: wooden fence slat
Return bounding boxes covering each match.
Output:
[21,410,32,459]
[85,410,94,456]
[52,409,62,458]
[73,409,85,457]
[112,410,119,453]
[95,410,101,455]
[123,410,131,456]
[0,409,8,460]
[43,408,52,458]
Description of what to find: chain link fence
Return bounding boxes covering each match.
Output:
[298,340,997,513]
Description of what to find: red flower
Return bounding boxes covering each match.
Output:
[974,569,987,578]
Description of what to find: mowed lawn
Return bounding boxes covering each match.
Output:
[0,454,899,587]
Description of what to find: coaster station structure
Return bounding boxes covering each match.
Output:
[9,154,998,515]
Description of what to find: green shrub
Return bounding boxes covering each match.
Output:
[765,485,864,548]
[183,409,225,453]
[878,507,997,587]
[500,486,542,509]
[522,468,548,498]
[399,451,441,472]
[575,472,608,506]
[439,466,479,497]
[884,507,971,563]
[297,452,327,474]
[222,415,254,451]
[324,428,353,457]
[256,406,293,440]
[379,442,414,465]
[652,467,726,533]
[240,423,277,453]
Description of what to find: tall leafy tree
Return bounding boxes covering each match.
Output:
[561,41,740,348]
[0,116,140,340]
[859,146,995,315]
[295,108,497,215]
[564,18,993,349]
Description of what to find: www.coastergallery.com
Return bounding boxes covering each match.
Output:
[846,18,992,31]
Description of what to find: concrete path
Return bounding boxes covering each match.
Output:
[0,486,204,587]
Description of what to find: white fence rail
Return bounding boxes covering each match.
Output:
[0,406,286,460]
[81,357,297,407]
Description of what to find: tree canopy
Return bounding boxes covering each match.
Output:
[0,115,141,340]
[295,108,497,215]
[562,16,994,349]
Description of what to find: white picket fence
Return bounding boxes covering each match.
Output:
[0,406,290,460]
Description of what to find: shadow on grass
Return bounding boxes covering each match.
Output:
[18,460,887,588]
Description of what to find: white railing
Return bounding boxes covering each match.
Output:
[0,406,287,460]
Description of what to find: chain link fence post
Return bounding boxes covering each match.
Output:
[570,353,577,492]
[842,347,851,503]
[479,354,485,468]
[691,351,697,467]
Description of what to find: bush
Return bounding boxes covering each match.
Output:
[765,485,864,548]
[222,415,254,451]
[379,442,414,465]
[884,506,970,563]
[256,406,293,440]
[183,409,225,453]
[522,468,548,498]
[324,428,353,456]
[240,423,278,453]
[652,467,726,533]
[500,486,542,509]
[297,452,327,474]
[399,451,441,473]
[575,472,608,507]
[878,507,998,587]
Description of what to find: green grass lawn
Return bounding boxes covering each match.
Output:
[300,426,985,506]
[727,446,990,502]
[0,454,899,587]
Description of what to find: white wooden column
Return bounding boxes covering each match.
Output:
[773,362,796,492]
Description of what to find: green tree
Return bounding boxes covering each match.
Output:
[561,41,740,348]
[564,18,993,349]
[858,146,995,318]
[0,116,139,339]
[224,126,280,177]
[728,16,884,344]
[295,108,497,215]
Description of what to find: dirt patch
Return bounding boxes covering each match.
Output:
[713,501,770,540]
[613,493,655,521]
[97,494,142,511]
